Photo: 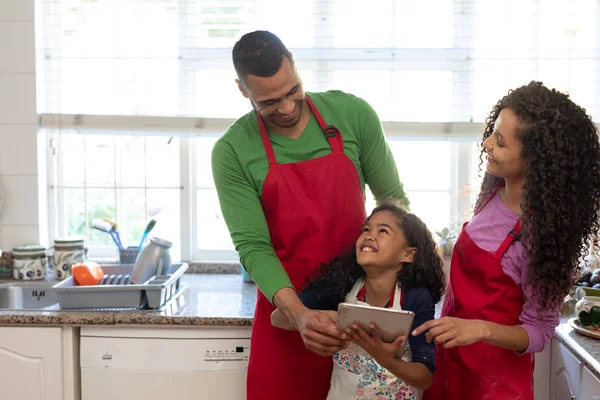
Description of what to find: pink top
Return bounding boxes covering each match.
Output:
[464,192,559,353]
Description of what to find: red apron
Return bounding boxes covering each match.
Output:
[424,185,534,400]
[246,95,367,400]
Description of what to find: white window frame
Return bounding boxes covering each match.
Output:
[41,0,600,262]
[40,114,482,262]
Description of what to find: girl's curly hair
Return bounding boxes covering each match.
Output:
[476,81,600,309]
[303,201,446,304]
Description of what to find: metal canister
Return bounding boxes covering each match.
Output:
[12,244,47,280]
[53,237,87,280]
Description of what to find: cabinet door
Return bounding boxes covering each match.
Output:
[581,365,600,400]
[550,338,581,400]
[0,327,64,400]
[534,343,551,400]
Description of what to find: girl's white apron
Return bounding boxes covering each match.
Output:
[326,277,418,400]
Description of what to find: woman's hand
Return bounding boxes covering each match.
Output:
[411,317,489,349]
[346,323,405,367]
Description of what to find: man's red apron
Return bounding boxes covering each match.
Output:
[246,95,367,400]
[424,185,534,400]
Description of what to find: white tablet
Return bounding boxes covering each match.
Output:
[336,302,415,357]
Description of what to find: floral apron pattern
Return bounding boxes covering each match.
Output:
[327,278,416,400]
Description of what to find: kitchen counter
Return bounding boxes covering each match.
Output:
[555,314,600,379]
[0,274,256,327]
[2,273,600,379]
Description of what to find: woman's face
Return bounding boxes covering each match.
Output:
[483,108,527,182]
[355,210,414,270]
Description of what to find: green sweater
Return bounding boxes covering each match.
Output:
[211,90,408,302]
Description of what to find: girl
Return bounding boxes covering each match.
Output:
[272,201,445,399]
[414,81,600,400]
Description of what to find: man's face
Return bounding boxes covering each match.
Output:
[237,56,305,129]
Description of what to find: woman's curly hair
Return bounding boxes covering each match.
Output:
[303,201,446,304]
[476,81,600,309]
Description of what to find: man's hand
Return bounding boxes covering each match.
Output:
[411,317,489,349]
[294,309,348,357]
[346,323,405,367]
[273,288,347,357]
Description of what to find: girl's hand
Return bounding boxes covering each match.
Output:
[411,317,489,349]
[346,323,405,367]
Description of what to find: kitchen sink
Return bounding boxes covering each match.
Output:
[0,283,58,310]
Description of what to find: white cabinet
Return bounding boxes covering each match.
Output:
[534,343,551,400]
[550,337,581,400]
[0,326,79,400]
[581,365,600,400]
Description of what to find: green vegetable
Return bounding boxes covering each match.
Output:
[579,305,600,327]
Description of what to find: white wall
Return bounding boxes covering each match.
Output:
[0,0,40,251]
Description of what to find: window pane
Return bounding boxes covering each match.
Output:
[145,136,180,187]
[59,135,85,186]
[86,188,116,246]
[406,191,450,233]
[196,189,235,251]
[116,189,146,249]
[392,71,452,122]
[334,0,394,48]
[84,136,116,187]
[61,189,86,238]
[395,0,452,48]
[388,140,451,191]
[118,137,146,187]
[475,0,535,55]
[472,60,534,122]
[194,69,251,119]
[332,70,393,121]
[538,0,596,56]
[196,137,218,188]
[52,132,181,260]
[147,188,182,261]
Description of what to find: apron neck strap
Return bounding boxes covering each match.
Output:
[496,219,521,257]
[257,115,278,166]
[474,181,505,216]
[305,95,344,153]
[256,94,345,166]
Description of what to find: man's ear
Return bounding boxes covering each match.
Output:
[402,247,416,263]
[236,79,249,99]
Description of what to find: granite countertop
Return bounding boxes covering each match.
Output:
[1,272,599,379]
[555,314,600,379]
[0,274,256,326]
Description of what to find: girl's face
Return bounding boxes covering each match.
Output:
[355,210,415,271]
[483,108,526,182]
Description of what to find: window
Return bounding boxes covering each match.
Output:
[37,0,600,262]
[46,131,182,261]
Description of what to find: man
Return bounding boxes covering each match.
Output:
[211,30,408,400]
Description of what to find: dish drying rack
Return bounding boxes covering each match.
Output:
[52,263,188,310]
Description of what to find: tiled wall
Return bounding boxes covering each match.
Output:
[0,0,40,251]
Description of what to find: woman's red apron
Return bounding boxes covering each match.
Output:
[424,185,534,400]
[246,95,367,400]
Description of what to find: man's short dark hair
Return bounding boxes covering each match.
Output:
[232,30,291,83]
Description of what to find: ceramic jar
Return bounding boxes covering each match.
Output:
[12,245,47,280]
[53,237,87,280]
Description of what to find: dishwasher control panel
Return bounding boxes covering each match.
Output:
[204,345,249,362]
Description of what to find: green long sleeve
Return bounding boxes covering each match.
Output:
[211,90,408,303]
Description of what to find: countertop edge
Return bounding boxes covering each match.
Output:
[555,322,600,380]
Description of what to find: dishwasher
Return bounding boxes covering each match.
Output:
[80,326,251,400]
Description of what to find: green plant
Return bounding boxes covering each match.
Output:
[579,305,600,327]
[436,227,457,257]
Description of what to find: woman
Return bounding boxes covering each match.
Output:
[414,81,600,399]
